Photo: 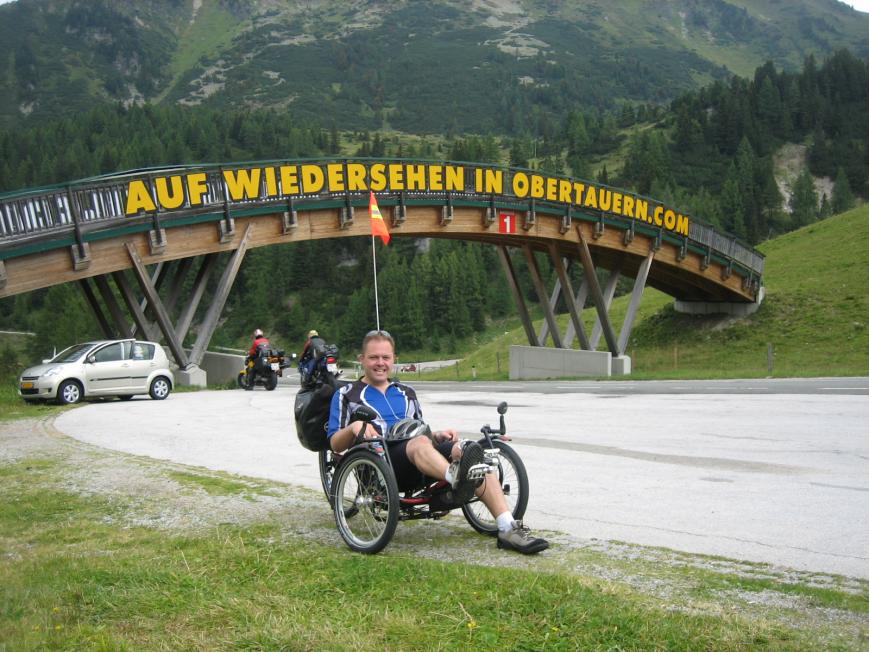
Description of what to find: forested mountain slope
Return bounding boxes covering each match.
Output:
[1,0,867,131]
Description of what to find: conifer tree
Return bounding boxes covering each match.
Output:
[789,169,818,227]
[832,167,855,214]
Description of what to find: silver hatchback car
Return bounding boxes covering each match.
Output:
[18,339,174,404]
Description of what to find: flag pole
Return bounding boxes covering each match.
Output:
[368,191,389,331]
[371,234,381,331]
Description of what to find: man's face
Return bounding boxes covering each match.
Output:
[360,338,394,385]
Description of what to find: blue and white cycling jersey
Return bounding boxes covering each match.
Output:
[327,379,422,439]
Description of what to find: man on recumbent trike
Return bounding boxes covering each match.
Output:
[327,329,548,554]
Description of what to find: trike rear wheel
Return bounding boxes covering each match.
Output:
[318,449,335,503]
[332,450,399,554]
[462,441,528,536]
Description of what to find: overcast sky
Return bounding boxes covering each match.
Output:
[0,0,867,13]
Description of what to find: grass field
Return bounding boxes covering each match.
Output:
[1,440,865,651]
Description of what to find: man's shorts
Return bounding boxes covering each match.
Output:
[386,438,453,491]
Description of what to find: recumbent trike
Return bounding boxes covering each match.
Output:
[294,387,528,554]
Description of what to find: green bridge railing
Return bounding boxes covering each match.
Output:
[0,158,764,277]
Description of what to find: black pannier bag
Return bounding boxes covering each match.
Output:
[294,380,348,451]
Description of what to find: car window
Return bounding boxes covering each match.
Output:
[52,343,97,363]
[131,342,155,360]
[93,342,124,363]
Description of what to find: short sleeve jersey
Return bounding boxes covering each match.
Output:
[327,379,422,439]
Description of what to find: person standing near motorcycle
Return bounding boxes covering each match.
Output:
[245,328,270,390]
[327,330,548,554]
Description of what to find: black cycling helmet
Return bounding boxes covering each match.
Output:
[387,418,432,442]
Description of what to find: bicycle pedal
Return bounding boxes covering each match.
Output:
[466,463,491,481]
[483,450,500,465]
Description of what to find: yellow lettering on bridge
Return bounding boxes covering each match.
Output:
[121,161,690,236]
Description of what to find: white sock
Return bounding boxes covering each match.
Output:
[496,511,514,532]
[444,467,455,485]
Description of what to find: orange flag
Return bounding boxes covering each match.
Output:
[368,191,390,245]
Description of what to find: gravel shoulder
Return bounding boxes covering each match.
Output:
[2,414,866,648]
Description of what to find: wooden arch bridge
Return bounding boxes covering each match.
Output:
[0,158,764,382]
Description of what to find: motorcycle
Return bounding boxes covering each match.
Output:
[298,341,341,390]
[237,347,289,391]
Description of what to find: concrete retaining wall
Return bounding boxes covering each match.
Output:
[510,345,612,379]
[199,351,246,385]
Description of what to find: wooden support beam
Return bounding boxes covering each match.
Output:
[523,245,563,348]
[125,242,189,369]
[563,279,591,350]
[112,271,160,344]
[189,225,254,366]
[175,254,217,343]
[547,244,590,351]
[617,251,654,355]
[576,226,620,356]
[589,269,621,350]
[77,278,114,339]
[497,245,539,347]
[93,274,132,339]
[537,276,562,346]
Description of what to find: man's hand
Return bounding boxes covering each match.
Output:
[432,428,458,443]
[353,421,379,442]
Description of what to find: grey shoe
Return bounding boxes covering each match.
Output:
[447,441,485,504]
[497,520,549,554]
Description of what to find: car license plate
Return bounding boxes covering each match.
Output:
[271,363,279,371]
[20,382,33,390]
[327,363,338,374]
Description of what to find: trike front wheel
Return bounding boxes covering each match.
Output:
[461,441,528,536]
[332,450,399,554]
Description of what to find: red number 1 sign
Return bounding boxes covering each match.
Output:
[499,212,516,234]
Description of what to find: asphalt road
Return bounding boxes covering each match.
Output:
[54,377,869,579]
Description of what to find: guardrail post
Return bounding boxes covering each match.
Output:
[523,198,536,230]
[651,227,662,252]
[66,188,91,270]
[441,192,453,225]
[484,195,496,227]
[218,167,235,243]
[593,214,604,240]
[623,220,635,247]
[677,236,688,261]
[339,198,354,229]
[282,197,298,234]
[560,205,572,234]
[393,191,407,226]
[0,260,6,290]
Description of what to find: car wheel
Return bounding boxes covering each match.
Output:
[149,376,171,400]
[57,380,83,405]
[118,395,134,401]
